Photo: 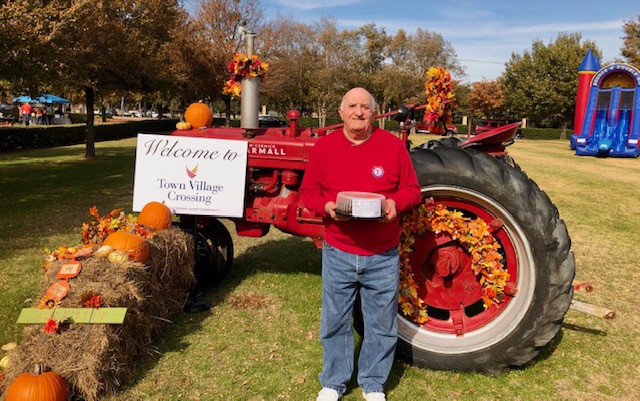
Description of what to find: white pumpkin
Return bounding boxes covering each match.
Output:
[95,245,114,258]
[108,250,129,263]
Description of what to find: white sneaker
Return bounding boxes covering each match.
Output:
[363,391,386,401]
[316,387,340,401]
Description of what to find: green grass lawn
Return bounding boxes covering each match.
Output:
[0,136,638,400]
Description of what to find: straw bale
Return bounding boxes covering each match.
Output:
[1,227,194,400]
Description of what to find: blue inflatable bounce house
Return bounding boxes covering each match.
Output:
[571,49,640,157]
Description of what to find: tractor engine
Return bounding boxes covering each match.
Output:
[172,110,326,249]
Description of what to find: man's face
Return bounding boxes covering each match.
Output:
[338,88,374,136]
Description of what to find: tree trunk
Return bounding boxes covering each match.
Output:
[224,96,232,128]
[317,99,327,128]
[85,86,96,158]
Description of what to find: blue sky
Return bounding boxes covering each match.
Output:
[260,0,640,83]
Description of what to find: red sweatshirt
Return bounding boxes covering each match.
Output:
[300,127,422,255]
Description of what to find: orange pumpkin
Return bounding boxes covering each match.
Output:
[103,231,149,264]
[138,201,172,230]
[6,365,68,401]
[184,102,213,128]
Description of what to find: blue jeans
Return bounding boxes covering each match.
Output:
[319,242,399,395]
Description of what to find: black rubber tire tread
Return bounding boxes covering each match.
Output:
[397,144,575,374]
[206,219,234,276]
[192,228,222,293]
[192,220,234,290]
[203,219,234,286]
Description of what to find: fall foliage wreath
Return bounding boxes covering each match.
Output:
[222,52,269,97]
[398,203,510,325]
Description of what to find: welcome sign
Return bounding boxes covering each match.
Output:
[133,134,248,218]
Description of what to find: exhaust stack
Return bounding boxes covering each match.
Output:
[239,27,259,130]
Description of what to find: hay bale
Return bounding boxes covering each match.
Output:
[1,227,194,400]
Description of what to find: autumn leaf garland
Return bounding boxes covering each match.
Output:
[80,206,154,246]
[423,66,456,135]
[399,203,509,325]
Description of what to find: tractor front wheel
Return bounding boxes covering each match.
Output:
[182,218,234,293]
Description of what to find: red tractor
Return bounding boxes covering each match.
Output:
[171,102,574,374]
[169,31,574,375]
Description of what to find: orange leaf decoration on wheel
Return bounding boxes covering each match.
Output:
[103,231,150,264]
[184,102,213,128]
[138,201,172,231]
[6,365,68,401]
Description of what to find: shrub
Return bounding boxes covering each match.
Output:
[521,127,571,140]
[0,120,178,152]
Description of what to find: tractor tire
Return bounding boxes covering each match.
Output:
[192,219,234,291]
[395,143,575,374]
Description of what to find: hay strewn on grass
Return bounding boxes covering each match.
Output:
[1,227,194,401]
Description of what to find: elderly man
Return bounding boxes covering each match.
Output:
[300,87,422,401]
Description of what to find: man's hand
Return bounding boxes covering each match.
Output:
[381,198,397,222]
[325,201,351,221]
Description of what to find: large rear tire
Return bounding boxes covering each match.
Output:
[396,144,574,374]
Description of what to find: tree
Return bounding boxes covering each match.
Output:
[502,32,600,128]
[0,0,185,157]
[451,81,471,125]
[187,0,264,125]
[409,29,464,78]
[387,28,463,108]
[308,20,352,126]
[0,2,67,98]
[259,17,319,115]
[621,16,640,67]
[468,79,505,119]
[57,0,184,157]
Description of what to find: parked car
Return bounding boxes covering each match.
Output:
[415,122,458,135]
[93,109,114,118]
[258,114,286,128]
[123,110,142,117]
[473,119,524,138]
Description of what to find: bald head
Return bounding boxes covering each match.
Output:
[340,87,377,111]
[338,87,378,140]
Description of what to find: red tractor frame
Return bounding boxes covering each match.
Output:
[172,101,575,374]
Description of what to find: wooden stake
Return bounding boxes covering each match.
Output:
[570,299,616,320]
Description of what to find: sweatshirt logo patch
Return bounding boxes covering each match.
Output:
[372,166,384,178]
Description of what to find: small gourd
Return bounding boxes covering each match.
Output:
[176,121,191,130]
[103,231,149,264]
[138,201,172,230]
[6,364,68,401]
[95,245,114,258]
